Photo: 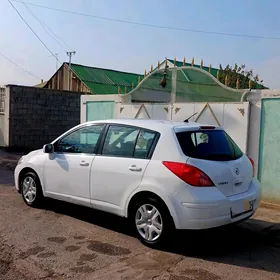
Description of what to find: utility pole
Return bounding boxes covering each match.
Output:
[55,53,58,71]
[66,51,76,90]
[48,53,59,71]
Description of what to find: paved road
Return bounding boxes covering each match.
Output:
[1,166,280,280]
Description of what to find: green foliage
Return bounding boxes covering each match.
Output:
[219,64,265,89]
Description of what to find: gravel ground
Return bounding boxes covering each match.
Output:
[0,157,280,280]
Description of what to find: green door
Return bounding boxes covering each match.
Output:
[86,101,115,122]
[258,98,280,203]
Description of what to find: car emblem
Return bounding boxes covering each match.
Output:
[235,168,240,175]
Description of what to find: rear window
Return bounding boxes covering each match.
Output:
[176,130,243,161]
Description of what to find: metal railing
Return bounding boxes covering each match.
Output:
[0,87,5,114]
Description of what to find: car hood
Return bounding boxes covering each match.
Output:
[23,149,43,161]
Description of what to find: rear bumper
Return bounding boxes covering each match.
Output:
[171,177,261,230]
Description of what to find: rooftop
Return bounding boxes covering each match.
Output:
[68,63,143,94]
[165,59,266,89]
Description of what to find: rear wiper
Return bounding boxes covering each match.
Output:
[184,112,197,123]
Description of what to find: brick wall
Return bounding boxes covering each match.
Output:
[7,85,82,150]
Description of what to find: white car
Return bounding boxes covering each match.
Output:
[15,119,261,247]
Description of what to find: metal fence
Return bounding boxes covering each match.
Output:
[0,87,5,114]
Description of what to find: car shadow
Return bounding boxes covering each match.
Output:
[42,198,280,274]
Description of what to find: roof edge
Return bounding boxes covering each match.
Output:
[65,62,143,76]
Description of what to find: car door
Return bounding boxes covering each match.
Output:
[90,124,158,215]
[43,124,105,207]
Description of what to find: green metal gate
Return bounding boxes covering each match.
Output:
[86,101,115,122]
[258,98,280,203]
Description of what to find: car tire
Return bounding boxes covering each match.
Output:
[131,196,174,247]
[21,171,44,207]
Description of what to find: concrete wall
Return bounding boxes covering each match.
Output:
[5,85,82,150]
[0,114,4,146]
[246,89,280,177]
[247,102,261,175]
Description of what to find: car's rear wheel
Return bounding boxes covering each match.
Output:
[131,197,174,247]
[21,171,43,207]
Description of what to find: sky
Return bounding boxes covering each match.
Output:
[0,0,280,88]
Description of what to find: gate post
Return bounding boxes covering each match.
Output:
[170,68,177,120]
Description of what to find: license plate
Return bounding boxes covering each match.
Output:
[231,199,255,218]
[244,200,254,212]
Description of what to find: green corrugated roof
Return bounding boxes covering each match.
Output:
[167,59,266,89]
[69,63,143,94]
[131,67,243,103]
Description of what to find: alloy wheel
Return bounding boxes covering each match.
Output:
[135,204,163,242]
[22,176,37,204]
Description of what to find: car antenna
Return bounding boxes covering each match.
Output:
[184,112,197,123]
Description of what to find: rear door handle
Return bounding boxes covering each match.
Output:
[129,165,142,172]
[80,161,89,167]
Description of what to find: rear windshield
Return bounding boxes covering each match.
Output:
[176,130,243,161]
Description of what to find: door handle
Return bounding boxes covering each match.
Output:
[129,165,142,172]
[80,161,89,167]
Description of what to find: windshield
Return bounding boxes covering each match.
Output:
[176,129,243,161]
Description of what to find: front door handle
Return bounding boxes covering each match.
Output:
[80,161,89,167]
[129,165,142,172]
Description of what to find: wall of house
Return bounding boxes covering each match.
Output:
[46,64,91,93]
[5,85,82,150]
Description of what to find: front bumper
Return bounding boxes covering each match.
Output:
[14,165,20,192]
[172,177,261,230]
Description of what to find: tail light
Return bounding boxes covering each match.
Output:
[248,157,255,177]
[162,161,214,187]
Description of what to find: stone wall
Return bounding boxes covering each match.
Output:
[6,85,82,150]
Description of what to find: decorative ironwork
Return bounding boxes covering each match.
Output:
[195,103,221,126]
[237,108,245,116]
[135,104,150,119]
[175,107,181,114]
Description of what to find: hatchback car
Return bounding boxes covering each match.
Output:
[15,119,261,247]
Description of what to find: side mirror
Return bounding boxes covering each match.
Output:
[43,143,54,154]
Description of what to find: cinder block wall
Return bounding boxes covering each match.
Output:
[7,85,82,150]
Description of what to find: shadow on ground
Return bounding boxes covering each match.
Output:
[42,198,280,274]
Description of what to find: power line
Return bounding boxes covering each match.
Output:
[22,1,72,51]
[8,0,62,65]
[11,0,280,41]
[0,52,41,80]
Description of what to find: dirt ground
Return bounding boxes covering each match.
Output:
[1,151,280,280]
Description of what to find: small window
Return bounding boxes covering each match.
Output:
[55,125,104,154]
[176,130,243,161]
[134,129,157,159]
[102,125,140,157]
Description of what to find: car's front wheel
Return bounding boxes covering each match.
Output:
[21,171,43,207]
[131,197,174,247]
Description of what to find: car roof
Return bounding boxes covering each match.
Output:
[82,119,221,132]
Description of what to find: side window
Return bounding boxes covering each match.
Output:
[55,125,104,154]
[102,125,140,157]
[134,129,157,159]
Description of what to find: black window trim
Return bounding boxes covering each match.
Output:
[53,123,107,155]
[96,123,160,160]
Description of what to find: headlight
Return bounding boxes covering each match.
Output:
[17,157,24,165]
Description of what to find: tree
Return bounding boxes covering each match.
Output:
[218,63,265,89]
